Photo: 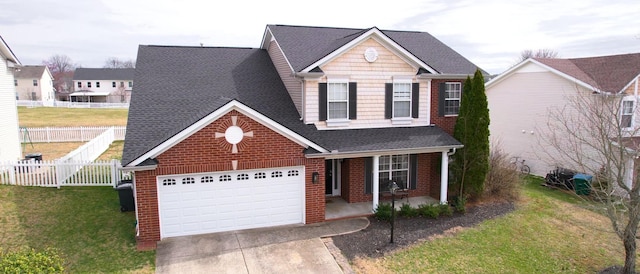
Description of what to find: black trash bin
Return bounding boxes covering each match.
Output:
[116,180,135,212]
[25,153,43,161]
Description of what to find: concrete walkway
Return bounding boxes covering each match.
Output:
[156,217,369,273]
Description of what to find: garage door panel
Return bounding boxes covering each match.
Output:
[157,166,304,239]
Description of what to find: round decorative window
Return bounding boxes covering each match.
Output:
[364,47,378,63]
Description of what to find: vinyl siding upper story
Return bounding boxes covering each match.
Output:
[265,34,466,131]
[486,57,640,176]
[0,36,22,162]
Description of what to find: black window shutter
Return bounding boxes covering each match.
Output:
[409,154,418,189]
[385,83,393,119]
[349,82,357,120]
[319,83,327,121]
[411,83,419,118]
[365,157,373,194]
[438,82,446,116]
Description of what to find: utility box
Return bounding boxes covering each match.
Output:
[573,173,593,196]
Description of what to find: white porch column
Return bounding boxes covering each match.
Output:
[440,151,449,204]
[372,155,380,211]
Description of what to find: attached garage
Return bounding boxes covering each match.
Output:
[157,166,305,238]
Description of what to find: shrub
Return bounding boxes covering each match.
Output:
[399,203,419,217]
[438,203,453,217]
[0,248,64,273]
[374,203,393,222]
[484,146,521,202]
[453,195,467,214]
[418,204,440,219]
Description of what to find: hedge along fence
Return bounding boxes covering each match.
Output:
[20,126,126,143]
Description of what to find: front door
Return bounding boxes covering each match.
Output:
[325,160,333,195]
[325,159,341,196]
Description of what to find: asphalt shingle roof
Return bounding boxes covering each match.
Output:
[73,68,135,80]
[535,53,640,93]
[267,24,483,75]
[122,45,461,165]
[14,65,46,79]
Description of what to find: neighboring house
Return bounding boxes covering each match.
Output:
[71,68,134,103]
[122,24,484,249]
[0,35,22,162]
[486,53,640,178]
[14,65,55,106]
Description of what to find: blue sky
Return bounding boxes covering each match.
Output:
[1,0,638,74]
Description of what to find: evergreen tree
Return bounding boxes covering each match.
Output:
[450,69,490,199]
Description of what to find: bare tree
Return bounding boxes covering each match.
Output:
[103,57,135,69]
[516,49,559,63]
[541,89,640,273]
[42,54,77,95]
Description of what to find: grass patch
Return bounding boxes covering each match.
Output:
[19,141,124,161]
[0,185,154,273]
[352,176,629,273]
[18,107,128,127]
[21,142,84,160]
[97,141,124,161]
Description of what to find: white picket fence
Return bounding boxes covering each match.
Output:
[21,126,126,143]
[0,159,125,187]
[17,100,129,108]
[1,126,127,188]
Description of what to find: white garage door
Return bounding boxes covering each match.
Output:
[157,166,305,238]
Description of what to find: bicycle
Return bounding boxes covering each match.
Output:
[511,157,531,174]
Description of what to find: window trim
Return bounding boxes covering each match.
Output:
[87,82,92,88]
[392,80,412,119]
[378,154,410,191]
[621,98,635,129]
[327,81,349,121]
[444,82,462,116]
[33,79,38,86]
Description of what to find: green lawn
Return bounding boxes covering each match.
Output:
[18,106,128,127]
[353,177,631,273]
[0,185,154,273]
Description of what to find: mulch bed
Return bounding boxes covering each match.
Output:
[331,201,516,260]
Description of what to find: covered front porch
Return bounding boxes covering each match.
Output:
[325,195,439,220]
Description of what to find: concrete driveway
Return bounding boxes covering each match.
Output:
[156,218,368,274]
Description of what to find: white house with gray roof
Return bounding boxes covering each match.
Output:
[122,24,484,250]
[0,35,22,162]
[14,65,55,106]
[71,68,134,103]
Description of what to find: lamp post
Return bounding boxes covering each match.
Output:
[389,181,399,244]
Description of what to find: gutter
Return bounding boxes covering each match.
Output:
[120,165,157,172]
[417,74,472,80]
[294,72,324,79]
[305,144,464,159]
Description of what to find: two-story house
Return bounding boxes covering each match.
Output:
[71,68,134,103]
[122,24,483,250]
[486,53,640,184]
[14,65,55,106]
[0,35,22,162]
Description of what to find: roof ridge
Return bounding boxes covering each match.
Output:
[271,24,364,32]
[141,45,259,50]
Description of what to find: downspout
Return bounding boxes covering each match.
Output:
[300,80,305,122]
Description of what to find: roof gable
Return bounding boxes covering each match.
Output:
[263,24,482,75]
[502,53,640,94]
[73,68,135,80]
[486,58,599,91]
[127,100,327,167]
[0,35,20,65]
[14,65,46,79]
